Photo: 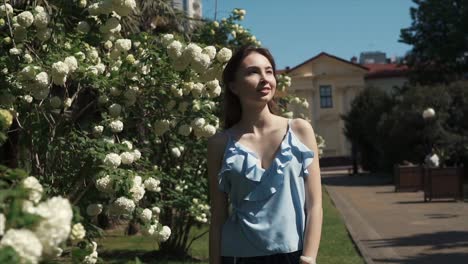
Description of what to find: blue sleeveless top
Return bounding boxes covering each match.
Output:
[218,120,315,257]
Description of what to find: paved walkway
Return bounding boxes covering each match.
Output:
[322,170,468,264]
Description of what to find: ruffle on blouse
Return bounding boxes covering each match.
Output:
[218,127,314,201]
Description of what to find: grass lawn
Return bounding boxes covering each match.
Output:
[99,187,364,264]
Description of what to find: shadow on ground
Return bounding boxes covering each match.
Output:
[100,250,206,264]
[364,231,468,264]
[322,173,393,187]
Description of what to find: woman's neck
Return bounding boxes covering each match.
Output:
[237,104,277,134]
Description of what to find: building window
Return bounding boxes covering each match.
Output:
[320,85,333,108]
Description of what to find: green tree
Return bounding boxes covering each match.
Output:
[400,0,468,84]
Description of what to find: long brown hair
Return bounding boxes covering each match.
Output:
[221,45,279,129]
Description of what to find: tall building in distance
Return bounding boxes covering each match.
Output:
[359,51,387,64]
[172,0,202,19]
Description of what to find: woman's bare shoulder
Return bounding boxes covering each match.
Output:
[290,118,315,138]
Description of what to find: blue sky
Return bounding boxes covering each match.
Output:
[201,0,416,69]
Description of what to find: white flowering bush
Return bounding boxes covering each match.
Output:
[0,1,319,261]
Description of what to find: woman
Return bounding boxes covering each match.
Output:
[207,46,322,264]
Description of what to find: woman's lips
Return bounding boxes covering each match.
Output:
[257,87,271,95]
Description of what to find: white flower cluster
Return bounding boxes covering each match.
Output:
[144,177,161,192]
[139,208,152,223]
[205,79,222,98]
[51,61,69,86]
[170,146,184,158]
[96,175,113,193]
[129,176,145,202]
[70,223,86,241]
[153,119,171,136]
[104,153,121,168]
[109,120,124,133]
[23,176,43,203]
[0,4,13,17]
[192,118,217,138]
[33,196,73,256]
[112,0,137,16]
[0,229,42,264]
[277,74,292,92]
[157,225,171,242]
[178,124,192,136]
[83,241,98,264]
[33,6,50,29]
[100,17,121,34]
[112,196,135,215]
[190,199,210,223]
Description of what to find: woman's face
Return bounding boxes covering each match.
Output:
[231,52,277,107]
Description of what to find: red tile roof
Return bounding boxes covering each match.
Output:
[364,63,408,79]
[280,52,369,73]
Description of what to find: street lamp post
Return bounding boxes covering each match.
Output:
[422,107,437,166]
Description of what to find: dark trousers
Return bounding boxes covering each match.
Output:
[221,250,302,264]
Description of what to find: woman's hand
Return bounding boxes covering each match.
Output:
[300,255,317,264]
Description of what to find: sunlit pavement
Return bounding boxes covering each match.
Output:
[322,168,468,264]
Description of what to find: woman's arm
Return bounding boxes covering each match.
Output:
[207,133,229,264]
[292,119,323,264]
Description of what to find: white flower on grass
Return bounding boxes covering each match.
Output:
[49,96,62,109]
[108,103,122,117]
[96,175,113,193]
[93,125,104,134]
[202,46,216,60]
[23,176,43,203]
[130,176,145,202]
[0,229,42,264]
[0,213,5,236]
[104,153,121,168]
[64,56,78,73]
[109,120,123,133]
[112,0,137,17]
[35,72,49,88]
[114,38,132,52]
[120,152,134,165]
[33,196,73,256]
[216,47,232,63]
[132,149,141,161]
[157,226,171,242]
[17,11,34,28]
[144,178,160,192]
[70,223,86,241]
[139,209,152,223]
[0,4,13,17]
[86,204,103,216]
[51,61,69,86]
[112,196,135,215]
